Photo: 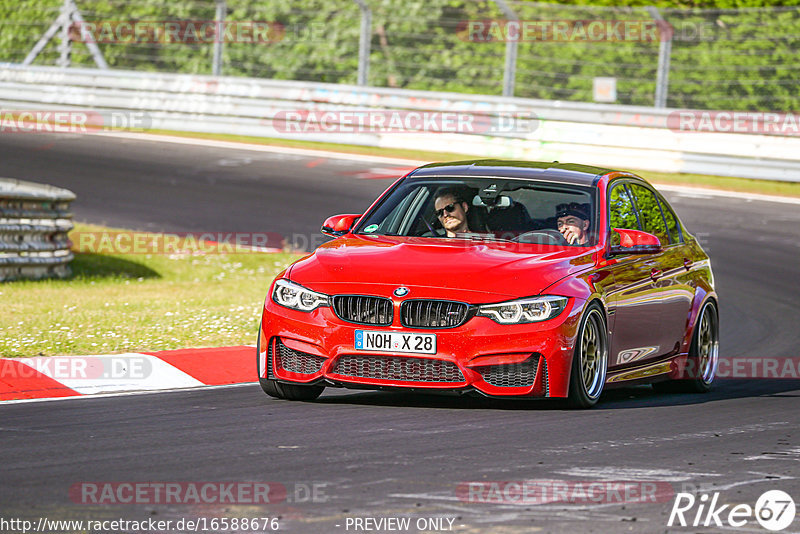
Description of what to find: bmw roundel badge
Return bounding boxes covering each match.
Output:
[393,286,410,297]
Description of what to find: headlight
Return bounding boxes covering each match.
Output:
[271,279,329,312]
[477,295,568,324]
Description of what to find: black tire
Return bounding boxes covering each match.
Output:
[272,381,325,401]
[567,304,608,408]
[257,336,324,401]
[653,300,718,394]
[258,376,283,398]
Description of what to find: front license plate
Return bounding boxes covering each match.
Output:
[355,330,436,355]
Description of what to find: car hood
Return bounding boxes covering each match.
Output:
[288,235,597,302]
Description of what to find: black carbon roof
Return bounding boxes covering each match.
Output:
[408,159,635,186]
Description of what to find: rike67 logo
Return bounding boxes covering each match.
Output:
[668,490,796,531]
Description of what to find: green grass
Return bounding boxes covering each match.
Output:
[1,224,298,357]
[147,128,800,198]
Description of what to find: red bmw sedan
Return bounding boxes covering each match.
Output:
[257,160,719,408]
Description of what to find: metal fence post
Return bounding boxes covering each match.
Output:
[24,0,108,68]
[646,6,672,108]
[490,0,518,97]
[57,0,74,68]
[213,0,226,76]
[353,0,371,86]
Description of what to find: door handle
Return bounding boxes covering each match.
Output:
[650,268,662,280]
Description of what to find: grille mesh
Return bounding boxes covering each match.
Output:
[475,356,539,387]
[266,338,275,379]
[276,340,326,374]
[333,355,465,383]
[400,300,469,328]
[542,357,549,396]
[333,295,393,325]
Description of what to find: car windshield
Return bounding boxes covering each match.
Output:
[355,177,597,246]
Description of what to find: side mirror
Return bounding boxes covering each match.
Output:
[321,214,361,237]
[609,228,662,255]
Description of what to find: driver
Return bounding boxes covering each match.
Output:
[556,202,591,245]
[434,187,472,237]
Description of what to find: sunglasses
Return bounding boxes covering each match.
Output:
[435,202,460,218]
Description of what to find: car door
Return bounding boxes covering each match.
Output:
[605,181,667,367]
[628,185,696,355]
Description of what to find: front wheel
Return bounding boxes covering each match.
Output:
[567,304,608,408]
[257,336,325,401]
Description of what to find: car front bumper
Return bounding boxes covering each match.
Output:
[259,295,585,399]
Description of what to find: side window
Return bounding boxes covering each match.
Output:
[657,194,682,244]
[628,184,670,244]
[608,183,639,247]
[609,184,639,230]
[378,186,425,235]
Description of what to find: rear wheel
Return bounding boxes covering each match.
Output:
[654,300,718,394]
[257,336,325,401]
[567,304,608,408]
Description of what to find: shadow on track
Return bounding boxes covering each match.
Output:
[305,379,800,411]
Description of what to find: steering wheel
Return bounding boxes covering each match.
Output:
[511,228,569,245]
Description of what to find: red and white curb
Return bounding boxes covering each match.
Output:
[0,346,256,403]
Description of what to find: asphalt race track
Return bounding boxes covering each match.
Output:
[2,133,799,534]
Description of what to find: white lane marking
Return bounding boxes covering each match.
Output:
[744,447,800,461]
[14,353,204,395]
[0,381,257,405]
[553,467,720,482]
[217,157,253,167]
[538,422,790,454]
[710,473,795,491]
[655,183,800,205]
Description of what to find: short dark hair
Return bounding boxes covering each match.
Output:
[434,186,468,204]
[556,202,590,221]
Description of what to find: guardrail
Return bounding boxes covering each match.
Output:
[1,64,800,181]
[0,178,74,281]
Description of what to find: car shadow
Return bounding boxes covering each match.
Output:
[597,379,800,410]
[312,379,800,410]
[69,252,161,279]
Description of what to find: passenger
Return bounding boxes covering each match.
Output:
[433,187,472,237]
[556,202,591,245]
